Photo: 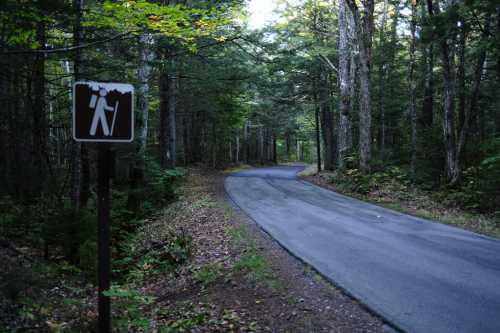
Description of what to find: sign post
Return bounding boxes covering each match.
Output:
[97,143,111,333]
[73,82,134,333]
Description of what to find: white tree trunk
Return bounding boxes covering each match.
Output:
[337,0,352,170]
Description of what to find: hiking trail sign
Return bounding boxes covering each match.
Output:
[73,81,134,142]
[72,81,134,333]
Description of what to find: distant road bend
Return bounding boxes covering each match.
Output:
[225,165,500,333]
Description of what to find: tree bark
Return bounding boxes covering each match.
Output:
[377,0,389,162]
[420,42,434,128]
[70,0,84,209]
[428,0,459,183]
[168,62,177,167]
[137,33,153,166]
[159,61,177,168]
[236,134,240,163]
[456,14,491,172]
[319,70,335,170]
[337,0,352,170]
[272,133,277,164]
[408,0,417,181]
[457,22,467,134]
[33,17,46,196]
[296,140,301,162]
[346,0,374,173]
[243,121,249,163]
[159,72,169,168]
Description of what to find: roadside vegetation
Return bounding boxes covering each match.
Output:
[304,159,500,238]
[1,168,386,332]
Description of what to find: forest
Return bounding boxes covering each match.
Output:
[1,0,500,332]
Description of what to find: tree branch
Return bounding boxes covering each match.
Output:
[1,31,137,55]
[319,54,339,74]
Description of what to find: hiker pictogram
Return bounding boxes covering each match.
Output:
[89,87,119,137]
[73,81,134,142]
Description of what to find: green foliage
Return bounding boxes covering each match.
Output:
[104,285,155,331]
[117,226,192,281]
[233,243,276,287]
[85,0,234,49]
[192,194,217,209]
[331,163,410,195]
[146,159,187,204]
[194,262,224,286]
[446,138,500,212]
[78,240,97,282]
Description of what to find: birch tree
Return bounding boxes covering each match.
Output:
[337,0,352,170]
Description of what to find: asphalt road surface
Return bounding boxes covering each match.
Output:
[225,165,500,333]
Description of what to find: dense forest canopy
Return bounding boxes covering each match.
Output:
[1,0,499,194]
[1,0,499,243]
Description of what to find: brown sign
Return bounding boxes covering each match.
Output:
[73,82,134,142]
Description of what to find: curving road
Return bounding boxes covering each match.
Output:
[225,165,500,333]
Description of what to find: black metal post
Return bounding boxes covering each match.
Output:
[97,143,111,333]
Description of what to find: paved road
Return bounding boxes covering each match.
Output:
[225,165,500,333]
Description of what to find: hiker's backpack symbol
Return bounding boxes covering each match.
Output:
[73,82,134,142]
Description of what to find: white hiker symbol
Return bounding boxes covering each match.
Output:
[89,87,119,136]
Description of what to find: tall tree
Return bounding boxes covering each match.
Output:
[319,69,335,170]
[408,0,417,180]
[427,0,458,183]
[376,0,389,162]
[337,0,352,170]
[346,0,375,173]
[70,0,84,209]
[420,0,434,128]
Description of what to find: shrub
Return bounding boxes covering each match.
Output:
[79,240,97,282]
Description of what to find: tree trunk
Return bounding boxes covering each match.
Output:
[346,0,374,173]
[421,43,434,128]
[259,126,264,164]
[236,134,240,163]
[456,14,491,172]
[377,0,389,162]
[337,0,352,170]
[168,64,177,168]
[296,140,301,162]
[457,22,467,134]
[70,0,84,209]
[243,122,249,163]
[33,18,46,196]
[496,8,500,135]
[127,33,153,211]
[315,104,322,172]
[159,72,169,168]
[137,33,153,165]
[427,0,459,183]
[384,5,400,149]
[320,71,335,170]
[408,0,417,181]
[285,131,291,159]
[272,134,277,164]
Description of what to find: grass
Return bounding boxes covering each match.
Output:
[233,243,280,290]
[191,194,217,209]
[194,262,224,287]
